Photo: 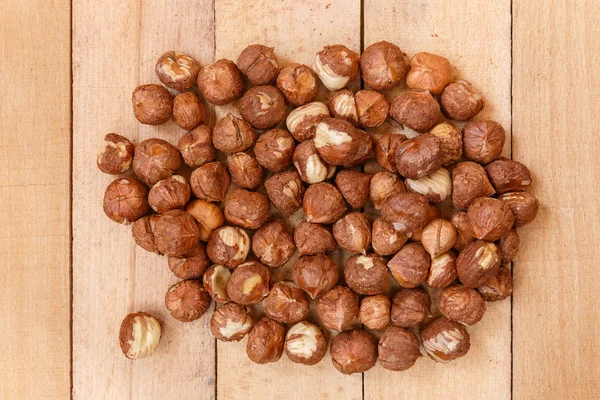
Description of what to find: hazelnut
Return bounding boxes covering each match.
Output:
[172,91,206,130]
[344,254,389,295]
[335,169,371,209]
[499,229,520,265]
[390,90,440,133]
[329,89,358,125]
[164,280,211,322]
[429,122,463,166]
[292,254,339,299]
[237,44,278,85]
[240,85,286,129]
[224,189,270,230]
[369,171,406,210]
[356,90,390,128]
[302,182,347,224]
[254,129,295,172]
[426,251,458,289]
[286,102,330,142]
[276,63,319,106]
[246,318,285,364]
[167,243,210,279]
[285,321,328,365]
[395,133,443,180]
[358,295,391,330]
[452,161,496,209]
[212,113,256,153]
[197,59,244,105]
[441,80,484,121]
[314,44,360,91]
[264,281,310,324]
[360,41,408,90]
[131,84,172,125]
[190,161,230,202]
[264,170,304,215]
[485,157,532,194]
[227,152,264,190]
[206,226,250,269]
[438,284,486,325]
[293,221,337,256]
[252,219,295,268]
[405,167,452,203]
[456,240,501,288]
[186,199,224,241]
[420,218,458,258]
[155,51,200,91]
[132,138,181,186]
[372,218,409,256]
[316,286,359,331]
[103,177,149,224]
[210,302,253,342]
[178,125,215,168]
[330,329,377,375]
[375,133,407,172]
[381,192,430,234]
[132,215,160,253]
[406,52,452,95]
[97,133,135,175]
[410,204,442,242]
[148,175,191,213]
[498,192,539,227]
[388,243,430,288]
[226,261,271,305]
[478,266,513,301]
[462,120,506,164]
[451,211,475,251]
[333,212,371,254]
[390,288,431,328]
[153,210,200,257]
[421,317,470,362]
[378,327,422,371]
[314,118,373,167]
[119,312,161,359]
[292,139,335,183]
[467,197,515,241]
[203,264,231,304]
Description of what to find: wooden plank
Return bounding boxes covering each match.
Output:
[512,1,600,398]
[72,2,216,399]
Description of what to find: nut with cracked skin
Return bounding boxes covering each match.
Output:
[452,161,496,210]
[345,254,389,295]
[148,175,191,213]
[263,281,310,324]
[178,125,215,168]
[303,182,347,224]
[155,51,200,91]
[132,215,160,254]
[360,41,408,91]
[103,177,149,224]
[197,59,244,105]
[240,85,287,130]
[286,102,330,142]
[375,132,407,173]
[395,133,443,180]
[378,327,422,371]
[438,284,486,325]
[456,240,501,288]
[478,266,513,301]
[485,157,532,194]
[425,251,458,289]
[499,229,520,265]
[333,212,371,254]
[227,152,264,190]
[405,167,452,203]
[212,113,256,153]
[210,302,253,342]
[467,197,515,241]
[330,329,378,375]
[441,80,484,121]
[264,170,304,215]
[293,139,336,183]
[421,317,470,363]
[167,243,210,279]
[224,189,270,230]
[381,192,430,235]
[254,129,295,172]
[329,89,358,125]
[165,280,211,322]
[420,218,458,258]
[316,286,359,331]
[237,44,278,85]
[132,138,181,186]
[190,161,230,203]
[153,210,200,257]
[335,169,371,209]
[172,91,206,130]
[314,118,374,168]
[203,264,231,304]
[291,254,339,299]
[119,312,161,359]
[206,226,250,269]
[462,120,506,164]
[131,84,173,125]
[369,171,406,210]
[246,317,285,364]
[390,90,440,133]
[358,295,390,330]
[498,191,539,227]
[429,122,463,166]
[390,288,431,328]
[186,199,224,241]
[97,133,135,175]
[451,210,475,251]
[276,63,319,106]
[293,221,336,256]
[252,219,295,268]
[329,90,390,128]
[388,243,430,288]
[285,321,328,365]
[226,261,271,305]
[372,218,409,256]
[406,52,452,95]
[314,44,360,91]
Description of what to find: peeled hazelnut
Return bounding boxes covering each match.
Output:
[388,243,430,288]
[212,113,256,153]
[131,84,173,125]
[286,102,330,142]
[420,218,458,258]
[155,51,200,91]
[381,192,430,234]
[372,218,409,256]
[405,167,452,203]
[119,312,161,359]
[226,261,271,305]
[276,63,319,106]
[462,120,506,164]
[246,318,285,364]
[240,85,286,129]
[132,215,160,253]
[206,226,250,269]
[429,122,463,166]
[224,189,269,230]
[426,251,458,289]
[467,197,515,241]
[197,59,244,105]
[378,327,422,371]
[178,125,215,168]
[335,170,371,209]
[485,157,532,193]
[97,133,135,175]
[330,329,377,375]
[390,288,431,328]
[148,175,190,213]
[360,41,408,90]
[165,280,211,322]
[252,219,295,268]
[452,161,496,209]
[203,264,231,304]
[294,221,336,256]
[210,302,253,342]
[500,229,520,265]
[333,212,371,254]
[369,171,406,209]
[292,254,339,299]
[167,243,210,279]
[344,254,389,295]
[451,211,474,251]
[264,281,310,324]
[237,44,278,85]
[316,286,359,331]
[293,139,335,183]
[329,89,358,125]
[315,118,374,167]
[133,138,181,186]
[441,80,484,121]
[153,210,200,256]
[358,295,391,330]
[190,161,230,202]
[498,192,539,227]
[314,44,360,91]
[390,90,440,133]
[227,152,264,190]
[186,199,224,241]
[172,91,206,130]
[438,284,486,325]
[421,317,470,362]
[456,240,501,288]
[285,321,328,365]
[103,177,149,224]
[406,52,452,95]
[395,133,443,180]
[303,182,347,224]
[478,266,513,301]
[254,129,295,172]
[264,170,304,215]
[375,132,407,172]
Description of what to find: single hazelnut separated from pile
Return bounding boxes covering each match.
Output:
[131,84,173,125]
[485,157,532,194]
[132,215,160,253]
[133,138,181,186]
[190,161,230,203]
[316,286,359,331]
[186,199,224,241]
[153,210,200,257]
[167,243,210,279]
[292,139,335,183]
[227,152,264,190]
[206,226,250,269]
[405,167,452,203]
[426,251,458,289]
[303,182,347,224]
[172,91,206,130]
[456,240,501,288]
[395,133,443,180]
[203,264,231,304]
[390,288,431,328]
[369,171,406,210]
[197,59,244,105]
[293,221,337,256]
[500,229,520,265]
[263,281,310,324]
[212,113,256,153]
[406,52,452,95]
[462,120,506,165]
[292,254,339,299]
[264,170,304,215]
[251,219,295,268]
[97,133,135,175]
[421,317,471,363]
[388,243,431,288]
[438,284,486,326]
[333,212,371,254]
[246,318,285,365]
[381,192,430,234]
[237,44,278,85]
[478,266,513,301]
[119,312,161,359]
[103,177,149,224]
[314,44,360,91]
[165,280,211,322]
[429,122,463,166]
[254,129,295,172]
[148,175,191,213]
[378,327,422,371]
[276,63,319,106]
[420,218,458,258]
[358,295,391,330]
[329,90,390,128]
[451,211,475,251]
[210,302,253,342]
[330,329,378,375]
[498,192,539,227]
[286,102,330,142]
[178,125,215,168]
[240,85,287,130]
[344,254,389,295]
[467,197,515,241]
[155,51,201,91]
[285,321,328,365]
[390,90,440,133]
[452,161,496,210]
[360,41,408,91]
[441,80,484,121]
[372,218,409,256]
[314,118,374,168]
[375,133,407,172]
[335,170,371,209]
[226,261,271,305]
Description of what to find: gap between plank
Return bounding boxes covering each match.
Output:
[69,0,74,398]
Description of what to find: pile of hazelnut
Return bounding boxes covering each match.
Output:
[105,43,538,373]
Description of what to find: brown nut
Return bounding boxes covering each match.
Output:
[372,218,409,256]
[227,152,264,190]
[395,133,443,180]
[212,113,256,153]
[165,280,211,322]
[286,102,330,142]
[358,295,391,330]
[186,199,224,241]
[97,133,135,175]
[314,44,360,91]
[203,264,231,304]
[263,281,310,324]
[131,84,172,125]
[119,312,161,359]
[237,44,278,85]
[420,218,458,258]
[406,52,452,95]
[369,171,406,210]
[264,170,304,215]
[451,211,475,251]
[329,89,358,125]
[172,91,206,130]
[153,210,200,256]
[330,329,378,375]
[210,302,253,342]
[254,129,295,172]
[240,85,286,129]
[478,266,513,301]
[426,251,458,289]
[345,254,389,295]
[333,212,371,254]
[132,138,181,186]
[499,229,520,265]
[276,63,319,106]
[206,226,251,269]
[441,80,484,121]
[381,192,430,234]
[294,221,337,256]
[303,182,347,224]
[335,170,371,209]
[224,189,270,230]
[148,175,191,213]
[132,215,160,254]
[462,120,506,164]
[438,284,486,325]
[429,122,463,166]
[498,192,539,227]
[246,318,285,364]
[285,321,328,365]
[178,125,215,168]
[190,161,230,202]
[467,197,515,241]
[292,254,339,299]
[378,327,422,371]
[292,139,335,183]
[421,317,470,362]
[315,118,374,167]
[103,177,149,224]
[452,161,496,209]
[226,261,271,305]
[390,90,440,133]
[251,219,295,268]
[485,157,532,194]
[390,288,431,328]
[456,240,501,288]
[155,51,201,91]
[360,41,408,90]
[375,132,407,172]
[356,90,390,128]
[167,243,210,279]
[197,59,244,105]
[405,167,452,203]
[316,286,359,331]
[388,243,430,288]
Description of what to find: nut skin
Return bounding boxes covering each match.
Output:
[226,261,271,305]
[251,219,295,268]
[410,204,441,243]
[210,302,254,342]
[178,125,215,168]
[355,90,390,128]
[197,59,244,105]
[451,211,475,251]
[133,138,181,186]
[390,288,431,328]
[224,189,270,230]
[421,317,470,363]
[103,177,149,224]
[292,254,339,299]
[378,327,422,371]
[203,264,231,304]
[426,251,458,289]
[314,44,360,91]
[131,84,173,125]
[212,113,256,153]
[315,118,374,168]
[155,51,200,91]
[452,161,496,210]
[369,171,406,210]
[167,243,210,279]
[333,212,371,254]
[263,281,310,324]
[372,218,409,256]
[438,284,486,326]
[246,318,285,364]
[190,161,230,203]
[254,129,295,172]
[485,157,532,194]
[276,63,319,106]
[375,132,407,172]
[388,243,430,288]
[303,182,347,224]
[381,192,430,235]
[227,152,264,190]
[153,210,200,257]
[329,89,358,125]
[358,295,391,330]
[97,133,135,175]
[185,199,224,241]
[499,229,520,265]
[360,41,408,91]
[330,329,378,375]
[406,52,452,95]
[240,85,287,129]
[264,170,304,215]
[316,286,359,331]
[405,167,452,203]
[462,120,506,164]
[456,240,501,288]
[165,280,211,322]
[390,90,440,133]
[286,102,330,142]
[467,197,515,241]
[132,215,160,254]
[395,133,443,180]
[293,221,337,256]
[429,122,463,166]
[420,218,458,258]
[292,139,335,183]
[441,80,484,121]
[172,91,206,130]
[498,192,539,227]
[285,321,328,365]
[478,266,513,301]
[237,44,278,85]
[344,254,389,295]
[119,312,161,359]
[335,170,371,209]
[148,175,191,213]
[206,226,251,269]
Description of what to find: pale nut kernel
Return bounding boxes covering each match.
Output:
[405,167,452,203]
[485,157,532,194]
[264,170,305,215]
[276,63,319,106]
[314,44,360,91]
[178,125,215,168]
[375,132,407,172]
[131,84,173,125]
[452,161,496,210]
[315,118,373,168]
[369,171,406,210]
[420,218,458,258]
[203,264,231,304]
[421,317,470,363]
[441,80,484,121]
[164,280,211,322]
[438,284,486,326]
[210,302,253,342]
[148,175,191,213]
[372,218,409,256]
[329,89,358,125]
[381,192,430,235]
[155,51,201,91]
[186,199,224,241]
[344,254,389,295]
[206,226,251,269]
[190,161,230,202]
[390,288,431,328]
[316,286,359,331]
[477,266,513,301]
[167,243,210,279]
[197,59,244,105]
[240,85,286,130]
[378,326,422,371]
[286,102,330,142]
[360,41,408,91]
[451,211,475,251]
[292,139,336,184]
[302,182,347,224]
[330,329,378,375]
[132,138,181,186]
[425,251,458,289]
[251,219,295,268]
[263,281,310,324]
[333,212,371,254]
[358,295,391,330]
[226,261,271,305]
[153,210,200,257]
[335,169,371,209]
[498,192,539,228]
[285,321,328,365]
[246,317,285,365]
[462,120,506,164]
[291,254,339,299]
[456,240,501,288]
[406,52,452,95]
[429,122,463,166]
[97,133,135,175]
[224,188,270,230]
[132,215,160,254]
[119,312,161,359]
[466,197,515,241]
[237,44,278,85]
[103,177,149,224]
[172,91,206,130]
[212,113,256,153]
[227,152,264,190]
[254,129,295,172]
[390,90,440,133]
[293,221,337,256]
[395,133,443,180]
[387,243,430,288]
[499,229,520,265]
